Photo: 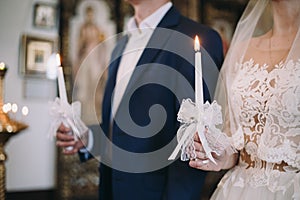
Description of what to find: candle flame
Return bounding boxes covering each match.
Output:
[56,53,61,66]
[194,35,200,51]
[22,106,29,116]
[11,103,18,113]
[2,104,9,113]
[5,103,12,112]
[0,62,5,70]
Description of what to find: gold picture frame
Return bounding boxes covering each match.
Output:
[20,34,57,78]
[33,2,58,29]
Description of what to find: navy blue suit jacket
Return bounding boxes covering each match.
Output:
[80,6,223,200]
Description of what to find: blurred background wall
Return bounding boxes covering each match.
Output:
[0,0,58,194]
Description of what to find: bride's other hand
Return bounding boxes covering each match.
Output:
[189,133,238,171]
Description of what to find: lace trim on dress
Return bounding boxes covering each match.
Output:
[229,59,300,170]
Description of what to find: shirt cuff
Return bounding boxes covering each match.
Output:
[79,129,94,153]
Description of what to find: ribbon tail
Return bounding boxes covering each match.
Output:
[48,119,62,139]
[197,124,217,164]
[65,117,80,141]
[168,124,196,160]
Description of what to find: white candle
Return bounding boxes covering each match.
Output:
[194,36,217,164]
[56,54,68,103]
[194,35,203,107]
[56,54,75,150]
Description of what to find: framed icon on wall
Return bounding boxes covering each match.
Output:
[33,3,57,29]
[20,34,57,78]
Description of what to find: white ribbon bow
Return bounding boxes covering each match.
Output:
[168,98,228,164]
[48,97,88,140]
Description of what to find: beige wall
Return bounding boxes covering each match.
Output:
[0,0,58,191]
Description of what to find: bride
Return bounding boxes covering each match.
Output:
[189,0,300,199]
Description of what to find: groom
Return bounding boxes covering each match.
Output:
[56,0,223,199]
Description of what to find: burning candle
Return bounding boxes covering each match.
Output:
[56,54,75,150]
[194,35,203,107]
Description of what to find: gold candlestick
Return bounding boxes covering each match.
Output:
[0,62,28,200]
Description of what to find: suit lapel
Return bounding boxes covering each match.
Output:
[109,35,129,79]
[102,35,128,128]
[107,35,128,95]
[123,7,181,97]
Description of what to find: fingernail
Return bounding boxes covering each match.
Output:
[202,160,209,164]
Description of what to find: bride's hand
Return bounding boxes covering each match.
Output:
[189,133,237,171]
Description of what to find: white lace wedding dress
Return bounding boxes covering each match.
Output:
[211,59,300,200]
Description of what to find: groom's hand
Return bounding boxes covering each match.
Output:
[56,123,88,155]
